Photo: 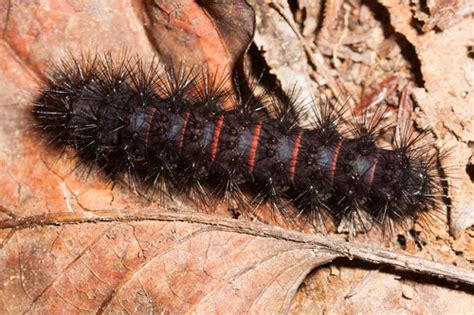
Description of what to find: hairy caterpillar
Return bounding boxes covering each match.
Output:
[32,54,443,234]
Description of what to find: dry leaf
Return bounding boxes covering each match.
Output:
[250,0,318,103]
[2,1,330,312]
[415,0,474,31]
[0,210,337,313]
[292,262,474,314]
[248,0,473,311]
[378,0,474,236]
[1,0,473,313]
[142,0,254,75]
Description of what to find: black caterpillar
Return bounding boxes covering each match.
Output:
[32,54,442,233]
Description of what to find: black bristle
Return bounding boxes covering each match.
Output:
[32,53,445,236]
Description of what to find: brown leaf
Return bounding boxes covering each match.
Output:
[356,75,400,115]
[142,0,253,68]
[2,210,474,313]
[251,0,317,100]
[2,1,325,312]
[297,0,322,37]
[321,0,344,34]
[378,0,474,235]
[0,0,255,215]
[248,1,474,310]
[0,211,336,313]
[415,0,474,31]
[291,262,474,314]
[142,0,255,107]
[0,40,330,313]
[2,0,253,106]
[1,0,156,74]
[250,0,352,121]
[1,1,473,312]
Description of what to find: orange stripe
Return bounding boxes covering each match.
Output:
[367,157,378,186]
[330,140,342,184]
[248,122,262,172]
[210,115,225,161]
[289,130,304,180]
[177,111,190,150]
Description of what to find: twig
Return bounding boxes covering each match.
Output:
[269,1,356,105]
[1,209,473,285]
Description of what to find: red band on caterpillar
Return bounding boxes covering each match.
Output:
[289,130,304,180]
[210,114,225,161]
[248,122,262,173]
[329,140,342,185]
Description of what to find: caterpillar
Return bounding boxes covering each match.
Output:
[32,54,443,234]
